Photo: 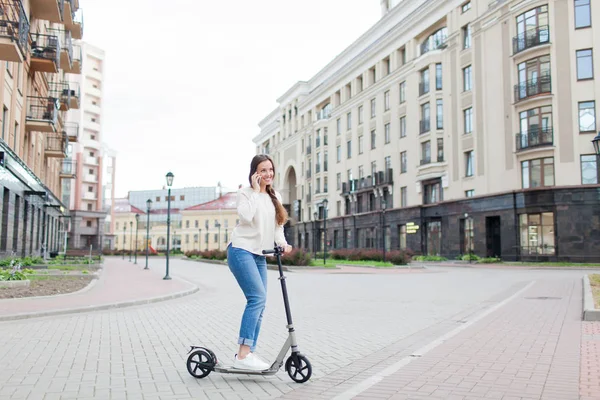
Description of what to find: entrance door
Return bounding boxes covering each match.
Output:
[486,216,501,257]
[426,220,442,256]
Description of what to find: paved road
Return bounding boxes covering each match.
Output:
[0,258,597,399]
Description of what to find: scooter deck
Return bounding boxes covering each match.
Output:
[213,363,279,375]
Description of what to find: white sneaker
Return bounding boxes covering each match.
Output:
[232,353,270,371]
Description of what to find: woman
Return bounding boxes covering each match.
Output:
[227,154,292,371]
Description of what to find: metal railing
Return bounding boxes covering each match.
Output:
[63,121,79,141]
[513,25,550,54]
[48,80,70,109]
[61,158,77,176]
[420,119,431,134]
[30,32,61,66]
[46,133,67,155]
[47,27,72,65]
[515,127,554,151]
[420,157,432,166]
[26,96,58,123]
[0,0,29,59]
[514,75,551,102]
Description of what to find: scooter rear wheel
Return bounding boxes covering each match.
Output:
[187,349,214,379]
[285,354,312,383]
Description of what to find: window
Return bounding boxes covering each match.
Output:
[521,157,555,188]
[346,112,352,130]
[420,68,430,95]
[116,222,119,230]
[423,179,442,204]
[514,6,549,53]
[345,83,352,100]
[437,138,444,162]
[358,135,364,154]
[465,151,474,177]
[370,98,376,118]
[400,116,407,138]
[384,57,391,76]
[324,150,328,171]
[370,66,376,85]
[316,130,321,148]
[384,123,391,144]
[186,220,190,228]
[462,217,474,254]
[347,140,352,158]
[400,186,407,207]
[385,156,391,171]
[421,141,431,164]
[88,186,93,192]
[384,91,390,111]
[516,55,551,100]
[581,155,599,184]
[400,151,407,173]
[465,190,474,197]
[399,225,407,250]
[461,1,471,12]
[358,105,363,125]
[337,173,341,190]
[420,27,448,54]
[358,165,364,179]
[518,105,553,150]
[357,75,363,92]
[519,212,555,255]
[180,195,185,201]
[87,203,92,211]
[462,25,471,49]
[575,0,591,28]
[579,101,596,132]
[420,103,430,133]
[436,99,443,129]
[576,49,594,80]
[371,130,376,150]
[463,65,472,91]
[316,178,321,193]
[399,81,406,103]
[464,107,473,134]
[336,118,341,135]
[435,63,442,90]
[87,221,92,227]
[156,197,160,202]
[195,220,199,228]
[336,145,341,162]
[399,47,406,65]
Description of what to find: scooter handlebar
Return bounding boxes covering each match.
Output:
[262,246,284,255]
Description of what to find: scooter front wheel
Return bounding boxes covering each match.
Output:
[285,354,312,383]
[187,349,214,379]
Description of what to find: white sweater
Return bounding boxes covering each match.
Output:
[230,187,288,255]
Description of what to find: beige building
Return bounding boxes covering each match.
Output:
[255,0,599,261]
[0,0,84,257]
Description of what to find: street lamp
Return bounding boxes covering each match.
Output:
[164,172,174,280]
[134,214,140,264]
[322,199,328,266]
[382,199,387,263]
[464,212,472,264]
[122,225,126,259]
[145,199,152,270]
[592,132,600,160]
[129,221,133,261]
[313,211,318,259]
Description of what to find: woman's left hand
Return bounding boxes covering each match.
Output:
[283,245,293,254]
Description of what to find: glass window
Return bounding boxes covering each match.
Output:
[420,68,430,95]
[579,101,596,132]
[347,140,352,158]
[461,1,471,13]
[576,49,594,80]
[435,63,442,90]
[463,65,472,91]
[514,5,549,53]
[420,27,448,54]
[575,0,591,28]
[400,186,407,207]
[421,141,431,164]
[358,135,364,154]
[437,138,444,162]
[336,118,341,135]
[462,25,471,49]
[400,116,406,138]
[371,130,376,149]
[336,145,341,162]
[384,91,390,111]
[385,123,391,144]
[581,155,599,184]
[358,105,363,124]
[346,112,352,130]
[465,151,474,176]
[337,173,341,190]
[464,107,473,134]
[436,99,443,129]
[519,212,555,255]
[521,157,555,188]
[400,151,407,173]
[370,98,376,118]
[516,55,551,100]
[399,81,406,103]
[465,190,474,197]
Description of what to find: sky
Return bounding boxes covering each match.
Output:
[79,0,380,197]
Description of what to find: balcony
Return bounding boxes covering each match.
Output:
[30,32,60,73]
[48,27,72,70]
[62,0,74,27]
[63,43,80,74]
[374,169,393,185]
[63,121,79,142]
[0,0,29,62]
[514,75,551,103]
[83,174,97,183]
[83,192,97,201]
[49,80,72,111]
[29,0,64,24]
[84,156,97,165]
[419,82,430,96]
[45,133,67,158]
[513,26,549,55]
[25,96,58,132]
[515,127,554,151]
[60,158,77,178]
[420,119,430,134]
[70,8,83,39]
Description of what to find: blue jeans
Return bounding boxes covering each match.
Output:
[227,244,268,352]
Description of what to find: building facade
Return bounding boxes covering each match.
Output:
[61,42,109,251]
[0,0,84,258]
[255,0,600,261]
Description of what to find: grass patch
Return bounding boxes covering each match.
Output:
[590,274,600,309]
[309,259,395,268]
[508,262,600,267]
[48,265,97,271]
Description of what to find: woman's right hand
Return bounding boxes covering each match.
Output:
[252,172,261,192]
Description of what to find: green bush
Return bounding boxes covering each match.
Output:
[413,255,448,262]
[185,249,227,260]
[0,264,32,281]
[478,257,502,263]
[328,249,414,265]
[461,254,480,261]
[266,249,312,266]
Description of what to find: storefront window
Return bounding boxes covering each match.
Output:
[519,212,555,255]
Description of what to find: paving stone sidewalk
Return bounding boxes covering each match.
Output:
[0,257,197,320]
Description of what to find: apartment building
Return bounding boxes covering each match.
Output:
[0,0,84,257]
[61,42,110,251]
[254,0,599,262]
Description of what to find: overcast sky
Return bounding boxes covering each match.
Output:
[79,0,380,197]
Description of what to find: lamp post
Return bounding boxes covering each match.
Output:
[592,132,600,162]
[322,199,328,266]
[198,228,201,252]
[145,199,152,270]
[216,222,221,250]
[464,212,472,264]
[134,214,140,264]
[122,225,126,259]
[313,211,318,259]
[129,221,133,261]
[164,172,174,280]
[382,199,387,263]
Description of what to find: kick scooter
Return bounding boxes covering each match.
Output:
[186,246,312,383]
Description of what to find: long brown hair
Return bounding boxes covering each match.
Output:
[248,154,288,225]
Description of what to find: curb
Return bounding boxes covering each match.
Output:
[0,284,200,322]
[182,257,292,272]
[583,275,600,321]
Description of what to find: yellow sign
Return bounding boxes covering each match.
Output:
[406,222,420,234]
